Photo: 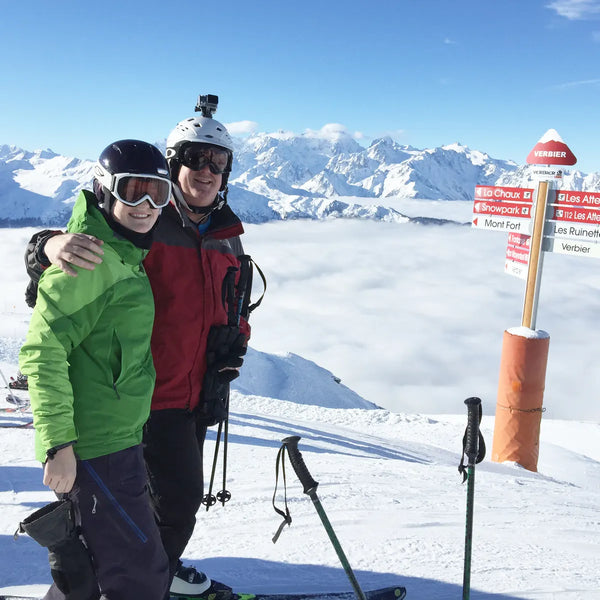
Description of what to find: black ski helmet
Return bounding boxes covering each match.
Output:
[93,139,170,208]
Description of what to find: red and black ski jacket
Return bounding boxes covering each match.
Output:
[145,202,250,412]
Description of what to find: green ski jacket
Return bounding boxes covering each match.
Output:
[20,190,156,462]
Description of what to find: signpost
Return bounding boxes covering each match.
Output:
[471,128,586,472]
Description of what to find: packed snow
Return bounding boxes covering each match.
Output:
[0,210,599,598]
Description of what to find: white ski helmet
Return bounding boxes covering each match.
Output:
[166,116,234,191]
[167,116,234,154]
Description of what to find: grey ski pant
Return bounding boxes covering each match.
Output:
[46,444,169,600]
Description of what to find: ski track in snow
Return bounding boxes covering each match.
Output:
[0,396,598,598]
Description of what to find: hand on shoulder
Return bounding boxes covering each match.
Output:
[46,233,104,277]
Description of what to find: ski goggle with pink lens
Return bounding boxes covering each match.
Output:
[112,174,172,209]
[179,144,232,174]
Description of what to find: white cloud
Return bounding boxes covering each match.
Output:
[547,0,600,19]
[551,78,600,89]
[443,37,457,45]
[225,120,259,135]
[304,123,348,136]
[373,128,406,141]
[303,123,359,141]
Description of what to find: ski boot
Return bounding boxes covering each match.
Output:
[9,371,28,390]
[170,560,233,599]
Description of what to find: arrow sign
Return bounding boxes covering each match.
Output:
[553,190,600,209]
[551,206,600,225]
[545,220,600,242]
[475,186,533,203]
[526,128,577,166]
[505,233,531,280]
[473,201,532,218]
[544,236,600,259]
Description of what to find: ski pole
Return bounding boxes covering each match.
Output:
[202,420,222,510]
[217,392,231,506]
[281,436,367,600]
[461,397,483,600]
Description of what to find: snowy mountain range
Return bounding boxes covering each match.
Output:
[2,129,600,226]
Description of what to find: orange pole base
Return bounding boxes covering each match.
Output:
[491,329,550,472]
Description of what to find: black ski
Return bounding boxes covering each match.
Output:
[0,585,407,600]
[232,586,407,600]
[0,420,33,428]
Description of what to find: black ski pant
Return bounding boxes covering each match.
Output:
[45,445,169,600]
[143,409,207,590]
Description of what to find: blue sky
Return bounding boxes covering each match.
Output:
[1,0,599,172]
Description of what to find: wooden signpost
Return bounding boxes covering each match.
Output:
[471,129,584,471]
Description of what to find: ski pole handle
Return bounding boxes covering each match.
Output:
[281,436,319,495]
[464,397,481,465]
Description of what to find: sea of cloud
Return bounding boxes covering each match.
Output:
[1,198,599,421]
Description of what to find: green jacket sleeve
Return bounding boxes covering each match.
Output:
[19,264,111,458]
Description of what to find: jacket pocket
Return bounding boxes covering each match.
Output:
[109,329,123,398]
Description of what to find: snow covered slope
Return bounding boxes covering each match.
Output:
[0,222,598,598]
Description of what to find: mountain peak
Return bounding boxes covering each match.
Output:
[2,132,599,226]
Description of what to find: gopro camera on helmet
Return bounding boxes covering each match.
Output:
[195,94,219,118]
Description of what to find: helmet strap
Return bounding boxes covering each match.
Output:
[93,179,116,213]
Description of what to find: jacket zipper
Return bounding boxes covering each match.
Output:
[82,461,148,543]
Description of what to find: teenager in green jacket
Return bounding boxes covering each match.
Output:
[19,139,172,600]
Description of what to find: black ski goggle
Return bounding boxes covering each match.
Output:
[113,174,172,209]
[179,144,232,174]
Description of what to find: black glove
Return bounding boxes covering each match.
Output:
[197,325,247,426]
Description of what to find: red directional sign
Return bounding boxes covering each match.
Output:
[506,244,530,265]
[526,129,577,166]
[475,186,533,203]
[508,233,531,249]
[552,190,600,209]
[550,206,600,225]
[505,232,531,279]
[473,201,532,218]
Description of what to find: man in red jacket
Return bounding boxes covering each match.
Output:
[26,103,251,600]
